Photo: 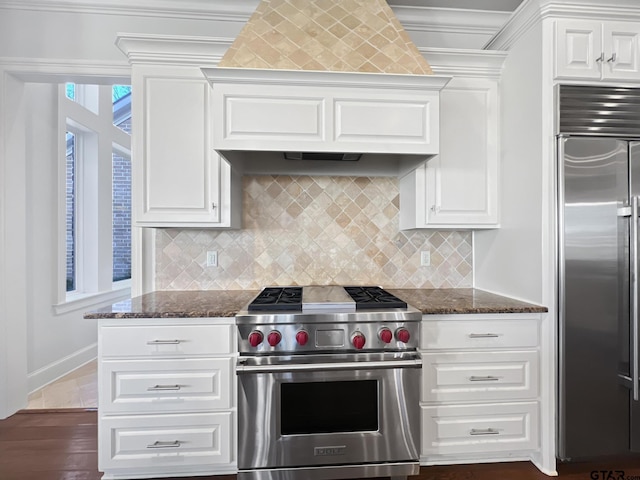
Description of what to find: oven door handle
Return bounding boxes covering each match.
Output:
[236,358,422,374]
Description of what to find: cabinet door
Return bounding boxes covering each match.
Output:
[425,77,498,227]
[99,411,232,471]
[602,22,640,80]
[421,402,539,457]
[421,350,539,403]
[133,66,222,226]
[555,20,603,79]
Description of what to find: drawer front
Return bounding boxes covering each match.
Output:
[100,324,232,357]
[421,318,539,350]
[421,350,538,402]
[100,358,233,413]
[421,402,539,456]
[99,412,232,471]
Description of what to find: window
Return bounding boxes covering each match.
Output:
[59,83,131,303]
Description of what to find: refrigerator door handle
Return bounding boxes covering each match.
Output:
[632,196,639,402]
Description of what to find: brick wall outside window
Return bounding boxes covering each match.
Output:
[113,117,131,282]
[66,137,75,291]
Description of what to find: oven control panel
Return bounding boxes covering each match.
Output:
[237,322,419,354]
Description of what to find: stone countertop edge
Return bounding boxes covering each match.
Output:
[84,288,547,319]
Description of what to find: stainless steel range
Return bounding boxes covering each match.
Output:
[235,286,422,480]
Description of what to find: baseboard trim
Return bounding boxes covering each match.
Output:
[27,343,97,394]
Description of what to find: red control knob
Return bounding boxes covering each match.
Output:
[395,327,411,344]
[352,332,366,350]
[296,330,309,346]
[378,327,393,344]
[248,331,263,347]
[267,330,282,347]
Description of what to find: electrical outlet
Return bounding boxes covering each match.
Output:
[206,251,218,267]
[420,251,431,267]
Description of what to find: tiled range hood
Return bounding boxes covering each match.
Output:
[202,0,450,175]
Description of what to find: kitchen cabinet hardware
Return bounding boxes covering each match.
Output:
[607,53,617,63]
[633,196,639,402]
[469,375,501,382]
[468,333,500,338]
[596,52,605,63]
[211,202,217,209]
[146,339,182,345]
[470,428,500,436]
[147,440,182,449]
[147,384,182,391]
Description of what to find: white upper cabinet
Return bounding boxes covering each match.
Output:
[132,65,241,228]
[400,75,499,229]
[556,19,640,81]
[116,36,241,229]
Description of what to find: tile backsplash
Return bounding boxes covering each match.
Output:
[218,0,433,75]
[155,175,472,290]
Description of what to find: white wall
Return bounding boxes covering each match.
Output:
[474,24,544,304]
[0,71,29,417]
[0,7,244,62]
[24,83,105,391]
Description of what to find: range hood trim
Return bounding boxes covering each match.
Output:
[202,67,451,91]
[202,67,451,161]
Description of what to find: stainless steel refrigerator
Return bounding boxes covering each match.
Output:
[557,85,640,460]
[558,134,640,460]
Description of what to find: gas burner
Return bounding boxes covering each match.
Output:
[247,287,302,311]
[236,286,420,355]
[344,286,408,309]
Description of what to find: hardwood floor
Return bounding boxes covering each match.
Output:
[2,409,640,480]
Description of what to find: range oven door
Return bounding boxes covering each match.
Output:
[236,352,421,474]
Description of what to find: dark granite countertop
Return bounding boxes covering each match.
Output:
[84,290,260,319]
[388,288,547,314]
[85,288,546,319]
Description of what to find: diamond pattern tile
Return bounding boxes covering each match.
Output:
[155,176,472,290]
[219,0,433,75]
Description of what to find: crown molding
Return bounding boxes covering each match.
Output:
[0,0,512,40]
[0,0,257,22]
[485,0,640,51]
[0,56,130,81]
[392,5,510,35]
[116,33,232,66]
[421,47,507,78]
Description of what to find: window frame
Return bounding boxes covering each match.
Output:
[55,83,132,313]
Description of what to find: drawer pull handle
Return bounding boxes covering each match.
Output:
[469,375,501,382]
[147,384,182,391]
[147,440,182,449]
[470,428,500,436]
[146,340,182,345]
[468,333,500,338]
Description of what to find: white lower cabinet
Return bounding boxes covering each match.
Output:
[98,318,236,480]
[421,402,539,457]
[420,313,542,465]
[100,412,232,471]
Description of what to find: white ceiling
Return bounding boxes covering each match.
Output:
[386,0,525,11]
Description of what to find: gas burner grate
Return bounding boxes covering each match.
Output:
[248,287,303,311]
[343,286,407,310]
